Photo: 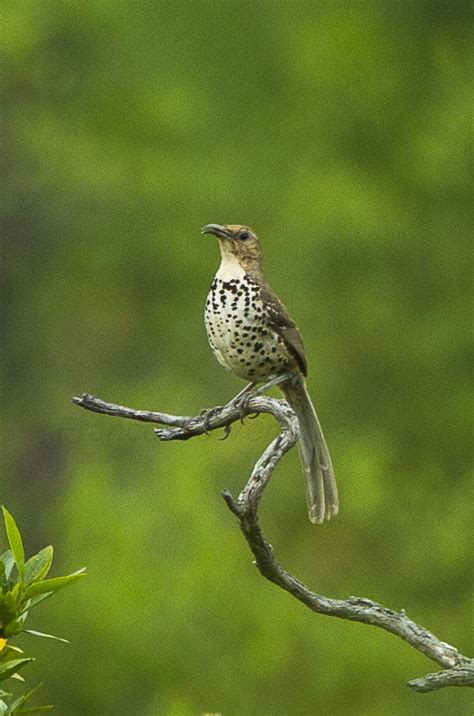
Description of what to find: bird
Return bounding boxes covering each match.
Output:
[201,223,338,524]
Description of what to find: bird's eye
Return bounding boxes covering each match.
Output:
[240,230,250,240]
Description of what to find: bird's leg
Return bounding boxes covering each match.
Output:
[201,375,292,434]
[229,382,257,406]
[229,382,258,422]
[231,374,293,422]
[255,372,292,395]
[239,373,293,423]
[200,383,257,438]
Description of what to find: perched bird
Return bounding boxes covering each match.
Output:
[202,223,338,524]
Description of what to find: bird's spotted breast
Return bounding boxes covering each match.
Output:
[204,274,290,381]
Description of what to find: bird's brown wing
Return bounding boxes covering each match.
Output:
[260,284,308,376]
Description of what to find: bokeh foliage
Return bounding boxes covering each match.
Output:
[1,1,472,714]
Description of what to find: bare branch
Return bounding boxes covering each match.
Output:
[73,392,474,692]
[408,663,474,692]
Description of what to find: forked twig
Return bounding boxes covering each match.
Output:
[73,392,474,693]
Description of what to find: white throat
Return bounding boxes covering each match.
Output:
[216,252,246,281]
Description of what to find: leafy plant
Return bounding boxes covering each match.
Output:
[0,507,86,714]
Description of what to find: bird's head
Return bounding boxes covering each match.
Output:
[201,223,262,273]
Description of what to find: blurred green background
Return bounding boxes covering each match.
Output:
[2,1,473,714]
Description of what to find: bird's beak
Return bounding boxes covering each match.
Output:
[201,224,232,240]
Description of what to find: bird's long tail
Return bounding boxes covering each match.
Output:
[282,377,338,524]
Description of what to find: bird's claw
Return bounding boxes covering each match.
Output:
[219,424,232,441]
[200,406,233,440]
[232,391,258,423]
[199,406,223,433]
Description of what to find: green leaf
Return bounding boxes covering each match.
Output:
[5,682,45,715]
[15,708,53,714]
[0,553,14,584]
[26,596,49,610]
[0,646,24,664]
[0,659,33,682]
[24,568,86,600]
[18,592,55,620]
[3,621,23,639]
[10,585,21,604]
[23,630,69,644]
[23,549,53,587]
[1,510,24,582]
[0,700,7,715]
[0,594,18,630]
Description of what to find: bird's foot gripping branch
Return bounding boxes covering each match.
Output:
[73,392,474,694]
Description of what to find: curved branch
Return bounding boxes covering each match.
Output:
[73,392,474,693]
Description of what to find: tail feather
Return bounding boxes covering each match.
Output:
[282,378,338,524]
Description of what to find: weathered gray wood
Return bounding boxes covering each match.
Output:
[74,392,474,693]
